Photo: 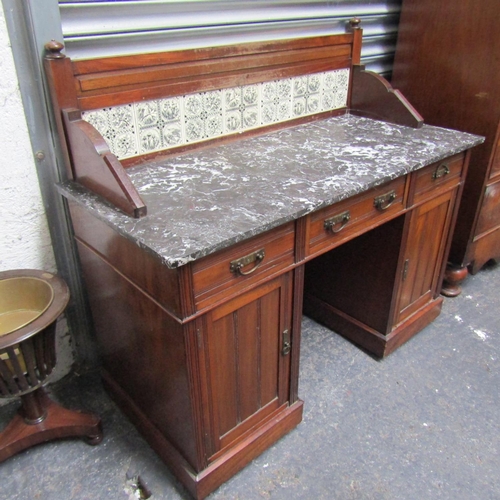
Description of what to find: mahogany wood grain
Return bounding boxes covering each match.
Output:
[203,275,292,450]
[289,266,304,404]
[69,202,184,318]
[474,178,500,237]
[43,34,356,214]
[70,33,356,111]
[192,222,295,312]
[304,179,459,356]
[350,65,423,128]
[304,290,443,358]
[374,299,443,357]
[306,176,407,258]
[72,201,298,489]
[75,240,200,470]
[43,41,79,179]
[63,109,146,217]
[490,125,500,177]
[102,361,303,500]
[350,18,363,66]
[45,21,475,498]
[72,34,355,75]
[77,60,350,112]
[76,45,352,93]
[441,265,470,298]
[468,229,500,275]
[397,190,456,324]
[407,154,464,207]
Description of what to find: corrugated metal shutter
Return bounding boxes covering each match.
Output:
[59,1,401,76]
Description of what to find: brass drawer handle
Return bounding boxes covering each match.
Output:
[230,249,265,276]
[432,163,450,180]
[374,190,397,211]
[324,210,351,233]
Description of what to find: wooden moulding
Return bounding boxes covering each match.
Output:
[62,108,147,218]
[71,34,355,110]
[102,370,304,500]
[350,64,424,129]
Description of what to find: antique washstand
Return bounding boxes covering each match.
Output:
[43,19,482,499]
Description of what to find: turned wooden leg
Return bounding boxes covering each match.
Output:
[0,387,103,463]
[441,264,469,297]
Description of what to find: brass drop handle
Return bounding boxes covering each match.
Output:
[374,190,397,211]
[433,163,450,180]
[324,210,351,233]
[230,249,265,276]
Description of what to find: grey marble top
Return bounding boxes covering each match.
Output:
[59,114,483,269]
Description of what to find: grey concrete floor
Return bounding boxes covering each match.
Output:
[1,261,499,500]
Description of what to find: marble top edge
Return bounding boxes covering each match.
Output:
[58,115,484,269]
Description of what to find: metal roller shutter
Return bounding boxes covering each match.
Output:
[58,0,401,77]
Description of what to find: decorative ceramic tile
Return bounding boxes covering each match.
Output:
[83,68,350,160]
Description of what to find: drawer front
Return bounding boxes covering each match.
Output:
[192,222,295,311]
[410,153,464,206]
[306,176,406,258]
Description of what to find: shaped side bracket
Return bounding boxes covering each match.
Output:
[350,65,424,129]
[62,109,147,218]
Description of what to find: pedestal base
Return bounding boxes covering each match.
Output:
[0,388,102,462]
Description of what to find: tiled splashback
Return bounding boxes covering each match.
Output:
[83,68,350,160]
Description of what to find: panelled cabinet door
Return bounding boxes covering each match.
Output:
[396,190,456,324]
[199,273,293,462]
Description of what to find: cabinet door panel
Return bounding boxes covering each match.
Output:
[204,274,291,459]
[397,190,455,323]
[210,313,239,438]
[475,178,500,237]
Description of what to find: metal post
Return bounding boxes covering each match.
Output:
[1,0,98,369]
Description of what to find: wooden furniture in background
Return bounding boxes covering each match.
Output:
[391,0,500,294]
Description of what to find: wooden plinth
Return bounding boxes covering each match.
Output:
[102,371,303,500]
[304,294,443,358]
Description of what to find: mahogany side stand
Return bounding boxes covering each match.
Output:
[0,269,103,462]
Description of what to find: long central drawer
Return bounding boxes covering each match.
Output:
[305,176,407,258]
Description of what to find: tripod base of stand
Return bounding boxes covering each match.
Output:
[0,388,102,462]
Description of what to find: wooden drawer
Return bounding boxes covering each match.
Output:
[192,222,295,311]
[306,176,407,258]
[409,153,464,206]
